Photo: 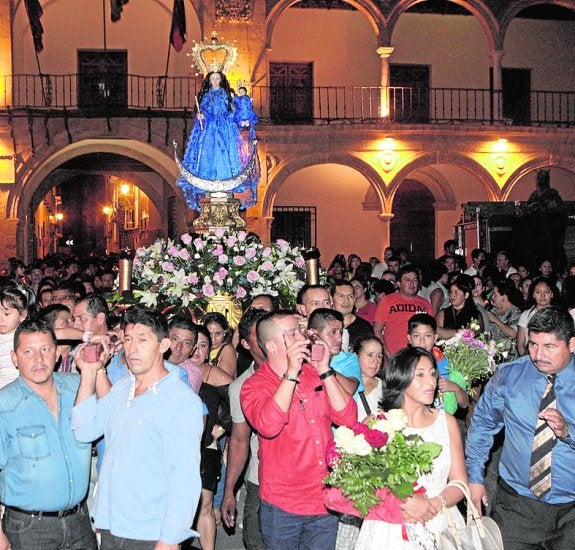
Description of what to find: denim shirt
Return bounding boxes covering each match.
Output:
[72,364,204,544]
[0,373,91,511]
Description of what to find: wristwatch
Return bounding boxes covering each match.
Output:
[284,373,300,384]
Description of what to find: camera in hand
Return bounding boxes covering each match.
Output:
[83,343,103,363]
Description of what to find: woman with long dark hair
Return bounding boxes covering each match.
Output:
[436,278,484,339]
[355,346,467,549]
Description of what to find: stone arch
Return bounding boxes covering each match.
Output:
[9,139,186,258]
[499,0,575,49]
[387,151,501,203]
[387,0,498,53]
[501,154,575,200]
[256,0,388,81]
[261,152,388,216]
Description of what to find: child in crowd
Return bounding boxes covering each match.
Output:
[0,285,29,388]
[407,313,469,414]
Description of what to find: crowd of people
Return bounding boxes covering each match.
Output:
[0,241,574,549]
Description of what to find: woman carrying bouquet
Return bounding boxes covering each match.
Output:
[356,346,467,549]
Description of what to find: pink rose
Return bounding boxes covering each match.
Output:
[181,233,192,245]
[218,254,229,264]
[262,247,272,258]
[217,267,229,279]
[233,256,246,266]
[162,261,174,272]
[245,247,257,259]
[364,428,389,449]
[296,257,305,268]
[247,270,259,282]
[261,260,274,271]
[193,238,204,251]
[226,236,237,247]
[352,422,370,436]
[237,231,247,242]
[236,287,247,299]
[214,228,226,239]
[202,284,215,297]
[168,246,179,256]
[188,275,199,285]
[326,439,342,467]
[212,244,224,256]
[276,239,290,253]
[178,248,190,261]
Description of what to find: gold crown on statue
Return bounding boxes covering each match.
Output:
[189,31,238,76]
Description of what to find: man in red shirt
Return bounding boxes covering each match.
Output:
[240,311,357,549]
[373,265,432,360]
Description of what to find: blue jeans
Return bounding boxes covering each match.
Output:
[260,500,338,550]
[2,504,97,550]
[99,530,156,549]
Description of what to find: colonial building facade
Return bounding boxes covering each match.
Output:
[0,0,574,269]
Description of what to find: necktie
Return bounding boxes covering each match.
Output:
[529,374,557,499]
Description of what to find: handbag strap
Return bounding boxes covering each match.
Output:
[444,479,487,538]
[358,391,371,416]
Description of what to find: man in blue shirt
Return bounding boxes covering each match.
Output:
[466,306,575,549]
[0,319,96,550]
[72,306,203,550]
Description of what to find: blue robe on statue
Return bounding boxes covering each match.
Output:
[176,88,259,211]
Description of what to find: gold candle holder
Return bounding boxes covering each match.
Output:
[303,247,321,285]
[119,249,135,294]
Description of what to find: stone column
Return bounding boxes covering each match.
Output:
[376,47,394,118]
[490,49,504,122]
[377,212,394,256]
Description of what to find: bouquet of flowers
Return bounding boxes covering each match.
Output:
[132,228,307,313]
[438,321,510,392]
[324,409,442,518]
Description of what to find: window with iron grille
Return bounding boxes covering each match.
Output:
[271,206,316,248]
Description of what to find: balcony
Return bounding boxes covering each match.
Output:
[1,74,574,127]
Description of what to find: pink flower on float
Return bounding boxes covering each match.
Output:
[262,247,272,257]
[202,284,215,298]
[236,287,247,299]
[245,247,257,259]
[178,248,191,261]
[276,239,290,253]
[226,236,237,247]
[237,230,247,242]
[247,270,260,282]
[218,254,229,264]
[181,233,192,245]
[459,329,475,342]
[217,267,229,279]
[260,260,274,271]
[168,246,179,256]
[193,238,204,251]
[296,257,305,268]
[233,256,246,266]
[161,261,175,272]
[212,244,224,256]
[214,228,226,239]
[326,439,342,467]
[188,275,199,285]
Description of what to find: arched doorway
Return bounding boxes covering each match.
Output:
[390,179,435,266]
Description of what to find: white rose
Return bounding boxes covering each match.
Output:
[334,426,355,451]
[386,409,408,432]
[349,434,373,456]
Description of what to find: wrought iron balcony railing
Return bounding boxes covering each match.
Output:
[1,74,574,127]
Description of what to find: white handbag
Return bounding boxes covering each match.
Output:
[439,480,504,550]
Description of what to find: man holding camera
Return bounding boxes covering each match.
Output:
[240,311,357,549]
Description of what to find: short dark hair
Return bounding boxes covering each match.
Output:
[308,308,344,332]
[79,293,109,321]
[168,316,198,344]
[380,346,437,410]
[471,248,485,260]
[296,284,329,305]
[408,313,437,333]
[246,293,278,311]
[256,310,297,358]
[397,264,419,282]
[14,318,56,350]
[238,307,270,343]
[329,279,353,296]
[121,306,168,341]
[528,306,575,343]
[38,303,70,328]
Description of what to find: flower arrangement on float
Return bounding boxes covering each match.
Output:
[437,321,511,393]
[324,409,442,519]
[131,228,307,316]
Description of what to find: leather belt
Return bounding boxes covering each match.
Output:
[5,502,82,518]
